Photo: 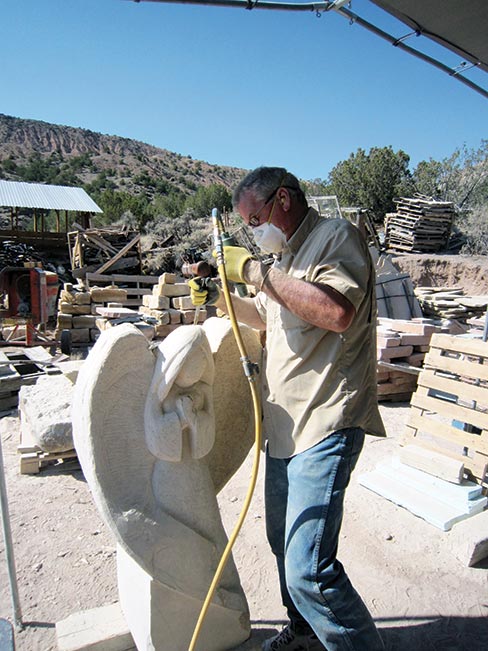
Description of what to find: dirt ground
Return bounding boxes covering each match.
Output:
[0,401,487,651]
[391,253,488,295]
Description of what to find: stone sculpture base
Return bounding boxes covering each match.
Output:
[117,545,250,651]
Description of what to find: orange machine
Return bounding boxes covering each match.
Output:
[0,266,59,346]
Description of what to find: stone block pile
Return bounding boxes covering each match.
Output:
[376,317,444,401]
[55,283,128,345]
[414,286,488,322]
[55,274,210,346]
[137,272,207,338]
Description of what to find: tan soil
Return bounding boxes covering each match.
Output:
[392,254,488,295]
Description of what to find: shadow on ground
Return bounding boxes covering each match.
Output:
[235,615,488,650]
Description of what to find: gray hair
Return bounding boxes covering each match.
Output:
[232,166,305,208]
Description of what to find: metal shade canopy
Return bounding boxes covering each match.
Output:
[133,0,488,99]
[370,0,488,74]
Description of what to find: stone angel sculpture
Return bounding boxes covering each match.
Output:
[72,318,262,651]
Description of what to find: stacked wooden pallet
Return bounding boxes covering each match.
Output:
[361,333,488,533]
[415,286,488,322]
[403,333,488,489]
[385,195,455,253]
[376,318,444,401]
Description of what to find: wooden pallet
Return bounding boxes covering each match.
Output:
[402,333,488,487]
[18,444,78,474]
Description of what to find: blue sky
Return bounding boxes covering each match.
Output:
[1,0,487,181]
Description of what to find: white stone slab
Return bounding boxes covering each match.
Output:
[359,466,487,531]
[388,457,483,504]
[56,602,135,651]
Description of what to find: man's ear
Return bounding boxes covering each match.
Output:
[277,188,291,211]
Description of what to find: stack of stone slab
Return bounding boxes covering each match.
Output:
[376,317,444,401]
[55,283,129,345]
[414,286,488,322]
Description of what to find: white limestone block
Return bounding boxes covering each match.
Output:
[19,374,74,452]
[447,508,488,566]
[55,360,85,384]
[118,544,250,651]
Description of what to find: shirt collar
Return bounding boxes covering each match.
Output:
[285,207,321,256]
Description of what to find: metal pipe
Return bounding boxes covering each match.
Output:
[133,0,332,12]
[0,436,23,630]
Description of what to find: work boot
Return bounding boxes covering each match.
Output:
[262,625,326,651]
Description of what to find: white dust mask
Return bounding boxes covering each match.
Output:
[252,221,287,254]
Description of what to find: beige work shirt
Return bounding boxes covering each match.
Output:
[254,208,385,458]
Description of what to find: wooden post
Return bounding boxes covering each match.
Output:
[56,210,60,232]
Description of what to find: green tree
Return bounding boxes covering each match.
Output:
[302,178,333,197]
[92,189,149,228]
[149,190,185,222]
[413,140,488,209]
[328,146,413,222]
[183,184,232,220]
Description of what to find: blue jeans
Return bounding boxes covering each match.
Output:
[265,428,385,651]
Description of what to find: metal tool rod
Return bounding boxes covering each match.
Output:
[0,436,23,630]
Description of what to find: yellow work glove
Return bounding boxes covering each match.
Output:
[188,277,221,306]
[222,245,252,283]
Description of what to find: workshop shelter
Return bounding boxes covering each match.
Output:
[0,179,102,252]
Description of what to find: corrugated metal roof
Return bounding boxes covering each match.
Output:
[0,180,103,213]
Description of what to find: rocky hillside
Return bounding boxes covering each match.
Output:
[0,113,245,198]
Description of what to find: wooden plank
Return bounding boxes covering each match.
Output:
[406,409,488,456]
[424,348,488,382]
[402,429,488,482]
[20,448,78,475]
[94,235,141,275]
[418,369,488,408]
[82,232,119,255]
[85,272,159,286]
[377,360,421,376]
[429,333,488,359]
[410,391,488,433]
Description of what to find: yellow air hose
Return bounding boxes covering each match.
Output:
[187,210,262,651]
